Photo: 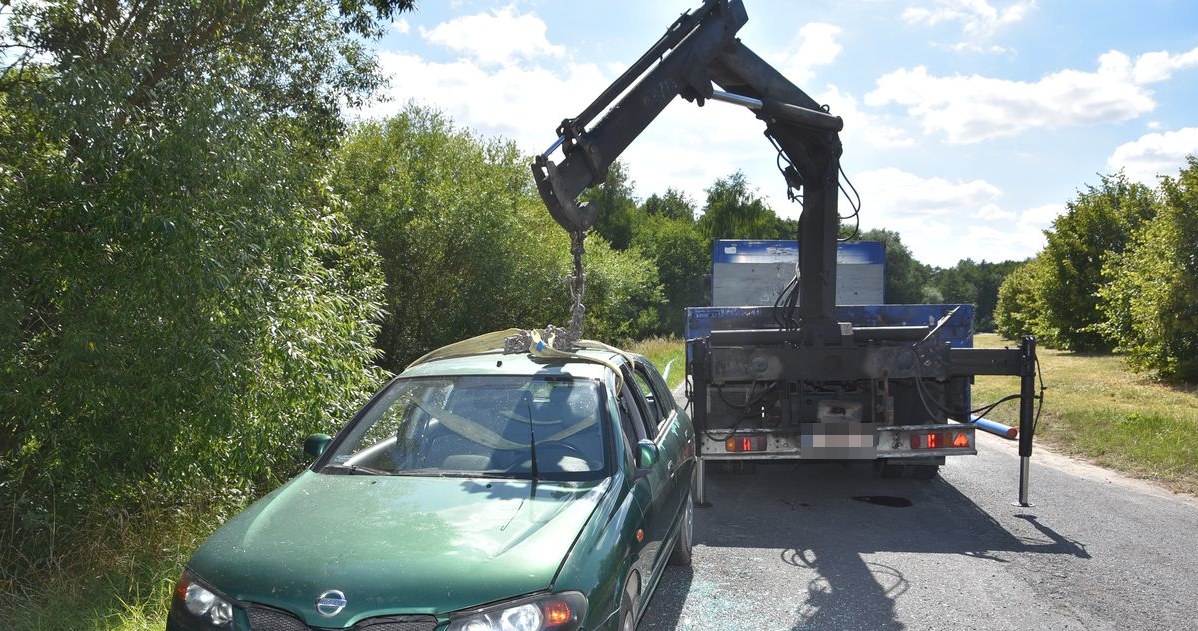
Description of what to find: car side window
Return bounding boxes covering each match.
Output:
[621,366,658,440]
[630,369,663,429]
[618,375,652,449]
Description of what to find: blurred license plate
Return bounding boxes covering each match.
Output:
[801,423,878,459]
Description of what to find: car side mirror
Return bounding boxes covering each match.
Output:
[636,439,659,470]
[304,433,332,458]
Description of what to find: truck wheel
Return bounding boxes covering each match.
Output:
[669,494,694,566]
[876,461,939,480]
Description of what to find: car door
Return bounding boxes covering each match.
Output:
[618,367,671,578]
[632,360,692,536]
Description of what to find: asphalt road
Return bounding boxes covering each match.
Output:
[642,392,1198,630]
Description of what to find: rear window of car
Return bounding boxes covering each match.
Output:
[321,375,611,482]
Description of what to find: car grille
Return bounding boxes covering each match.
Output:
[354,618,439,631]
[247,606,310,631]
[246,605,438,631]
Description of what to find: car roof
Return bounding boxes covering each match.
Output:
[399,347,630,382]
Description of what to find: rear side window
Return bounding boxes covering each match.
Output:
[617,377,651,453]
[631,370,663,428]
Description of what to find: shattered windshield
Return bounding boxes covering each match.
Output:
[321,375,610,481]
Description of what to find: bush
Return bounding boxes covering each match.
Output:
[333,107,667,366]
[994,257,1049,342]
[1037,174,1156,351]
[0,0,399,576]
[1098,157,1198,380]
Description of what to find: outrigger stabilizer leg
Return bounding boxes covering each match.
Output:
[1015,336,1037,507]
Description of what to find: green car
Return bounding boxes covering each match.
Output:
[168,338,695,631]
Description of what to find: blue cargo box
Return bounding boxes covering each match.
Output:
[685,304,975,347]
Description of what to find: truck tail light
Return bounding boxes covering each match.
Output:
[725,435,766,452]
[909,431,971,449]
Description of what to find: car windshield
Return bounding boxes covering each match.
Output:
[321,375,610,481]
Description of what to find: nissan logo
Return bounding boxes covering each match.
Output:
[316,590,348,617]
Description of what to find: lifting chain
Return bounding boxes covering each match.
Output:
[507,229,587,354]
[544,230,587,349]
[566,229,587,340]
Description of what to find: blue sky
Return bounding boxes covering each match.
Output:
[362,0,1198,267]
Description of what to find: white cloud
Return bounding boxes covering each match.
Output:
[863,46,1198,143]
[816,85,914,148]
[364,52,604,150]
[854,167,1002,218]
[773,23,843,84]
[903,0,1035,46]
[1131,47,1198,84]
[392,18,410,34]
[1107,127,1198,185]
[419,7,564,66]
[848,167,1054,265]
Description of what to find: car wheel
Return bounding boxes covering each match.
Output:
[668,493,693,566]
[620,585,636,631]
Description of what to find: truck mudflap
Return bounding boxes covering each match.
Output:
[698,422,978,460]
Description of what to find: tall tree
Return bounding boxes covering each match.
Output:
[0,0,410,556]
[995,256,1050,341]
[1038,173,1156,350]
[631,214,708,334]
[1098,157,1198,380]
[855,228,931,304]
[582,160,638,250]
[697,171,783,240]
[334,107,668,362]
[642,188,697,222]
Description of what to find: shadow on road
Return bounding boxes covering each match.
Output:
[641,461,1089,630]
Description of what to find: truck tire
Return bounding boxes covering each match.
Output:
[875,460,940,480]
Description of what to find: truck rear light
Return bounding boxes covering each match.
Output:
[909,431,970,449]
[725,435,766,452]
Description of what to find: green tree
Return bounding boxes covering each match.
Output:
[582,160,638,250]
[642,188,697,222]
[333,107,667,364]
[932,259,1022,331]
[1,0,407,564]
[1038,173,1156,350]
[995,257,1050,341]
[631,214,708,334]
[1098,157,1198,380]
[855,228,931,304]
[697,171,783,240]
[580,240,667,342]
[334,108,565,370]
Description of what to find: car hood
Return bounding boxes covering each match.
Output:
[188,470,609,627]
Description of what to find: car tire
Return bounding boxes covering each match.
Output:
[620,586,636,631]
[668,494,693,566]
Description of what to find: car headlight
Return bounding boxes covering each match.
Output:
[170,569,236,630]
[446,592,587,631]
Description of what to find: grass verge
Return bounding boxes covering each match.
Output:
[971,333,1198,495]
[626,336,687,390]
[0,498,236,631]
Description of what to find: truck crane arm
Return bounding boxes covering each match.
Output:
[532,0,1042,507]
[531,0,846,339]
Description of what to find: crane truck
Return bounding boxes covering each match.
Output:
[531,0,1040,507]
